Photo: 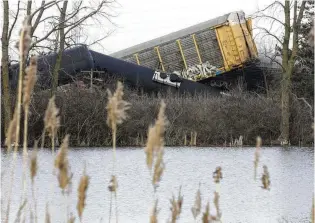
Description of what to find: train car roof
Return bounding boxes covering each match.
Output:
[110,11,241,59]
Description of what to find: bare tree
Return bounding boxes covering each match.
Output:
[1,0,14,134]
[53,0,116,94]
[253,0,307,146]
[51,0,68,94]
[1,0,59,134]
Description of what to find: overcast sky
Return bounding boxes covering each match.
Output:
[1,0,278,57]
[87,0,277,54]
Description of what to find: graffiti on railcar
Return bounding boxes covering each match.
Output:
[173,61,222,81]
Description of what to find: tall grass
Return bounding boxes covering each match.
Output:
[2,16,314,223]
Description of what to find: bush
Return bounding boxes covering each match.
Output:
[6,84,309,147]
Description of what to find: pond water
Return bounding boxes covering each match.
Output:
[1,147,314,223]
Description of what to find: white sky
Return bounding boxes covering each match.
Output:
[1,0,279,57]
[92,0,277,54]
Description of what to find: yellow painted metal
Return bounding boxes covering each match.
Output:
[134,54,140,65]
[214,17,258,71]
[176,39,188,69]
[229,24,249,63]
[230,22,258,61]
[241,21,258,58]
[191,34,202,64]
[246,18,253,36]
[215,27,240,71]
[154,46,165,71]
[214,29,229,71]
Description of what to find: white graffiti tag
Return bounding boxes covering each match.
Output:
[173,61,221,81]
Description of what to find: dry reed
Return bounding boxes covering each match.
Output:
[68,213,75,223]
[254,136,262,180]
[13,199,27,223]
[30,141,38,223]
[261,165,271,190]
[145,100,167,190]
[5,109,18,152]
[106,81,130,162]
[45,203,51,223]
[5,16,32,223]
[213,192,221,220]
[202,201,210,223]
[213,167,222,184]
[30,141,38,184]
[191,185,201,220]
[21,55,38,206]
[54,135,71,191]
[106,81,130,223]
[169,187,183,223]
[77,167,89,220]
[150,199,159,223]
[43,96,60,153]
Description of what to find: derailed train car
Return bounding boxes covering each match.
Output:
[9,45,94,90]
[8,11,265,95]
[9,45,221,95]
[111,10,265,91]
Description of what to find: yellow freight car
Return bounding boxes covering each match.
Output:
[111,11,259,82]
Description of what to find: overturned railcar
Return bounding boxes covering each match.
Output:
[111,11,265,91]
[8,46,221,95]
[9,45,94,90]
[8,10,265,94]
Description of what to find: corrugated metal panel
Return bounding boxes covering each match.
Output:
[194,29,224,68]
[110,12,230,59]
[117,27,225,73]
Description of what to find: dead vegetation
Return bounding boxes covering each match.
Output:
[1,83,313,148]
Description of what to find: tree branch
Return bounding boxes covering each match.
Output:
[27,0,32,15]
[31,1,47,35]
[252,14,285,26]
[8,0,21,40]
[30,0,61,21]
[64,0,109,36]
[254,26,283,45]
[290,1,306,62]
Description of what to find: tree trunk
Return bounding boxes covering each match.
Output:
[51,1,68,95]
[1,1,11,134]
[280,0,291,146]
[280,0,306,146]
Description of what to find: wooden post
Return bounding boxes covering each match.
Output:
[90,69,93,92]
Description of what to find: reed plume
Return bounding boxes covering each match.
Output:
[169,187,183,223]
[213,166,223,184]
[5,16,32,223]
[44,96,60,153]
[30,141,38,184]
[23,56,37,108]
[5,109,18,152]
[30,141,38,223]
[145,100,167,188]
[106,81,130,162]
[254,136,262,180]
[191,185,201,220]
[261,165,270,190]
[202,201,210,223]
[77,167,89,220]
[106,81,130,223]
[21,55,38,205]
[55,135,71,191]
[150,199,159,223]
